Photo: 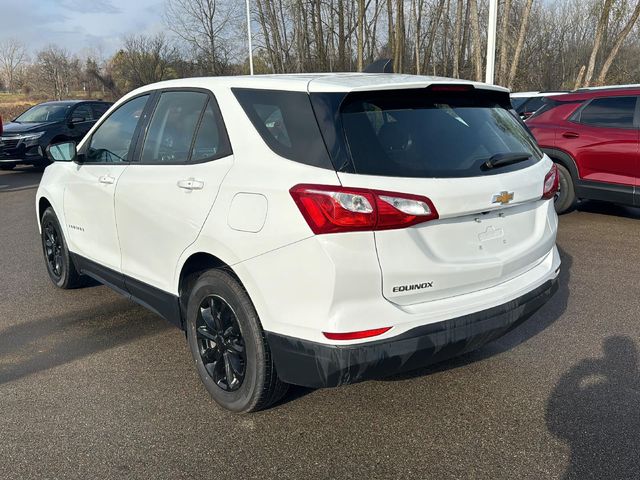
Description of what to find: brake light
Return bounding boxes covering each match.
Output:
[323,327,391,341]
[542,163,559,199]
[290,184,438,234]
[428,84,474,92]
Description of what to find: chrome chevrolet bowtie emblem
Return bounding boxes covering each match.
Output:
[492,191,514,205]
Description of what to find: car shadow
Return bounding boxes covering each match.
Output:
[574,199,640,220]
[0,166,44,192]
[546,335,640,479]
[0,298,171,385]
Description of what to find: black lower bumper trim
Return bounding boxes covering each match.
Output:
[266,278,559,388]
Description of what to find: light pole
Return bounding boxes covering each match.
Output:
[485,0,498,84]
[246,0,254,75]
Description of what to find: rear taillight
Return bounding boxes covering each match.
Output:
[290,184,438,234]
[542,163,559,199]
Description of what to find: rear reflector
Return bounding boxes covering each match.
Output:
[323,327,391,341]
[290,184,438,234]
[542,163,559,199]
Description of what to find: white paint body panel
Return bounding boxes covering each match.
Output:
[36,73,560,349]
[114,157,234,293]
[62,163,128,271]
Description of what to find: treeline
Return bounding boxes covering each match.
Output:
[2,0,640,101]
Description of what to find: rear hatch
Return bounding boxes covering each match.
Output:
[311,84,557,306]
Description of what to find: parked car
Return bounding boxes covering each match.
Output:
[37,75,560,412]
[526,85,640,213]
[0,100,112,170]
[511,91,568,119]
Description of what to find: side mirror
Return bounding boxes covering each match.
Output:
[46,141,77,162]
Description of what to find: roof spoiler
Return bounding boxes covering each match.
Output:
[363,59,394,74]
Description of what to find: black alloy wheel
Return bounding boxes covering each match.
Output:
[196,295,247,391]
[40,207,84,289]
[43,221,64,280]
[185,269,289,412]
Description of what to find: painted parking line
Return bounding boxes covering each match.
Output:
[0,184,39,192]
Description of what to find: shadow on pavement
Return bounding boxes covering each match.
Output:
[0,166,43,192]
[546,336,640,479]
[0,298,171,384]
[576,199,640,220]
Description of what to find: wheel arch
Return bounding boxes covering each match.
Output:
[38,196,53,221]
[542,148,580,183]
[177,252,245,328]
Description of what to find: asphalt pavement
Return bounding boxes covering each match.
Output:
[1,168,640,479]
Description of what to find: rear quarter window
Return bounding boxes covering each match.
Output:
[573,96,637,128]
[232,88,334,170]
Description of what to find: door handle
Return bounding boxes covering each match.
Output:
[562,131,580,139]
[177,178,204,191]
[98,175,115,184]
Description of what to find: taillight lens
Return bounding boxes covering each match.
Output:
[290,184,438,234]
[542,163,559,199]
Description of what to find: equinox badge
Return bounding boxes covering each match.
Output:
[492,191,514,205]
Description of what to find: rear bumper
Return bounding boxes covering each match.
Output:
[266,277,558,388]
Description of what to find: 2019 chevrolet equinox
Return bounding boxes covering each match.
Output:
[36,74,560,412]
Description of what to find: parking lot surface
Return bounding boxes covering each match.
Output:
[1,168,639,479]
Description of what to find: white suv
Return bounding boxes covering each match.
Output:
[37,74,561,412]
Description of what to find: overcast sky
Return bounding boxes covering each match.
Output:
[0,0,166,58]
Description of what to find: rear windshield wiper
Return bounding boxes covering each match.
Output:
[482,152,531,170]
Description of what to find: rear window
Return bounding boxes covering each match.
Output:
[334,89,542,178]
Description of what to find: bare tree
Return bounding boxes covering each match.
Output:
[452,0,463,78]
[497,0,512,85]
[357,0,366,71]
[507,0,535,89]
[0,39,27,92]
[34,46,76,100]
[164,0,240,75]
[111,34,178,90]
[596,0,640,85]
[468,0,483,81]
[584,0,614,87]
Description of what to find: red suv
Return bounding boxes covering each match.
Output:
[526,86,639,213]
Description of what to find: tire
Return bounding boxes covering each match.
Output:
[185,269,288,413]
[553,163,576,214]
[0,163,16,171]
[40,207,85,289]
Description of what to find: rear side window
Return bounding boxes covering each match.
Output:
[91,103,110,119]
[232,88,333,169]
[190,99,232,162]
[575,96,637,128]
[72,104,93,121]
[141,91,208,164]
[335,89,542,178]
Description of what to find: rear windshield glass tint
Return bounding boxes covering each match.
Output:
[510,97,529,110]
[232,88,333,170]
[338,89,542,178]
